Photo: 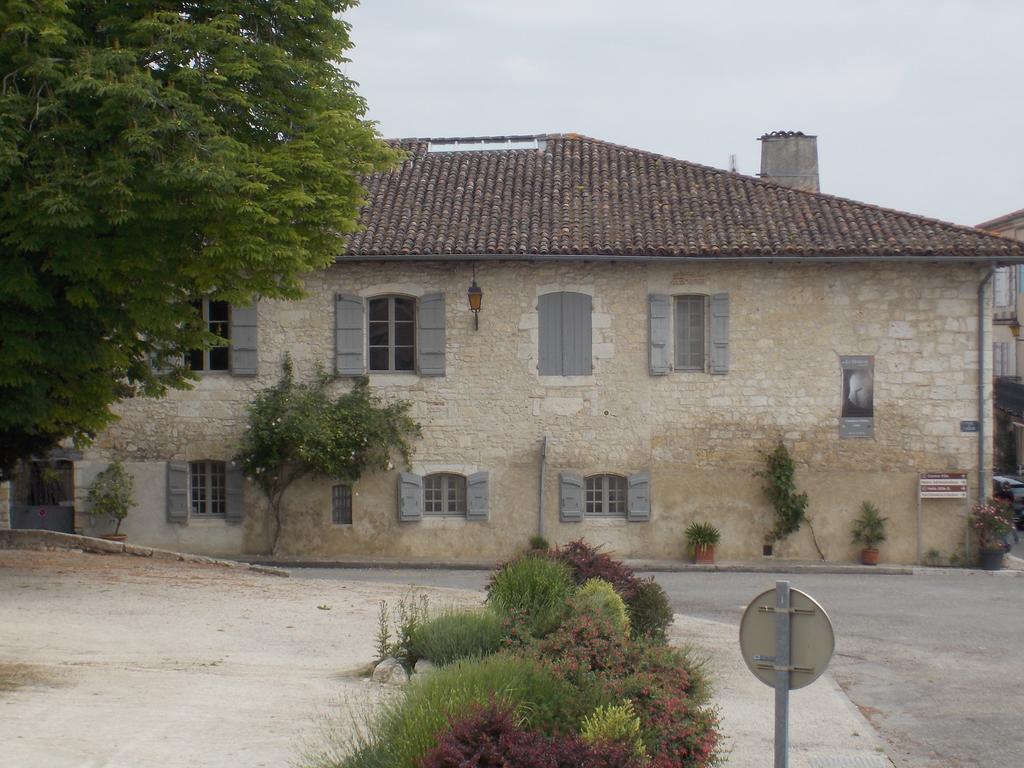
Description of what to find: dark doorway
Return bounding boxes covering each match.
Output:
[10,460,75,533]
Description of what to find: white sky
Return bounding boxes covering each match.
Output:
[342,0,1024,228]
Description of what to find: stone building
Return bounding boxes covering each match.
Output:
[12,133,1024,564]
[979,208,1024,472]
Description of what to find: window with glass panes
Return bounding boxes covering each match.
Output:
[674,295,705,370]
[187,300,230,371]
[189,461,226,516]
[368,296,416,372]
[585,474,627,517]
[332,484,352,525]
[423,473,467,516]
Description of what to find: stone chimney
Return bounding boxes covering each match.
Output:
[758,131,819,192]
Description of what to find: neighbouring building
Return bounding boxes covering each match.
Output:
[8,132,1024,564]
[979,208,1024,472]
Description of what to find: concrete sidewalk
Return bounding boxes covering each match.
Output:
[674,614,892,768]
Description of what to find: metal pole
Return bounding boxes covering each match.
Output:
[537,435,548,538]
[774,580,791,768]
[979,269,994,509]
[916,477,922,565]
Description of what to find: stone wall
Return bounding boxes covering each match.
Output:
[85,259,992,563]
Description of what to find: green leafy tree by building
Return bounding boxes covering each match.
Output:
[237,358,421,552]
[0,0,397,479]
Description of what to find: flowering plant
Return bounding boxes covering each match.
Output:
[971,500,1013,549]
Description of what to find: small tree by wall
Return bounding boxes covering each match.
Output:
[237,358,421,553]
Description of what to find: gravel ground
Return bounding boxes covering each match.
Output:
[0,550,478,768]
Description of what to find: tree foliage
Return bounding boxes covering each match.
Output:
[0,0,398,478]
[86,459,136,535]
[237,358,420,552]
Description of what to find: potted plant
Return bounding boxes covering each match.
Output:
[971,500,1013,571]
[850,501,887,565]
[87,461,135,542]
[685,521,721,565]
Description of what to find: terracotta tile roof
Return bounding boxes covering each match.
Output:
[342,134,1024,260]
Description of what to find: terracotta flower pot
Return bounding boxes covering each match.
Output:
[694,544,715,565]
[101,533,127,543]
[860,547,879,565]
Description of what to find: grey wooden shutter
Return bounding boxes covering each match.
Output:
[559,472,583,522]
[710,292,730,375]
[627,472,651,522]
[398,472,423,521]
[649,294,671,375]
[225,460,244,522]
[538,293,563,375]
[167,461,189,523]
[230,303,259,376]
[466,471,489,521]
[335,294,365,375]
[561,292,592,375]
[417,292,446,376]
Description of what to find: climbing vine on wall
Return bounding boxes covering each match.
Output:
[756,441,824,559]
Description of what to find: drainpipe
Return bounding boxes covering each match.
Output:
[979,268,994,509]
[538,435,549,538]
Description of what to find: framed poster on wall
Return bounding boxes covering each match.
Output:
[840,355,874,438]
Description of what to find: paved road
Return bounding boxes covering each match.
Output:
[297,566,1023,768]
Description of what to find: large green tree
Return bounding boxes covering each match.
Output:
[0,0,396,478]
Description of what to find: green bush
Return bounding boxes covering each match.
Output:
[310,655,579,768]
[626,579,674,642]
[374,592,430,669]
[581,701,647,762]
[410,609,505,666]
[487,555,574,637]
[573,579,630,635]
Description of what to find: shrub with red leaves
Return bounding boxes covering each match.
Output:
[532,610,631,684]
[418,700,644,768]
[552,539,641,602]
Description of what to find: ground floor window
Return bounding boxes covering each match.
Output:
[585,474,627,517]
[423,473,467,516]
[332,484,352,525]
[190,461,226,516]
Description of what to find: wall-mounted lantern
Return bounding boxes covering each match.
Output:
[468,265,483,330]
[1011,320,1021,339]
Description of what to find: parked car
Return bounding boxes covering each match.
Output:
[992,475,1024,530]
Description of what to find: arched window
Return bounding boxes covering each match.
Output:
[368,295,416,372]
[584,474,627,517]
[423,473,467,516]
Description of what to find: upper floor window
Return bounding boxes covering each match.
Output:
[674,295,706,370]
[585,474,628,517]
[994,267,1014,309]
[538,291,592,376]
[335,293,445,377]
[368,296,416,372]
[190,461,226,516]
[188,300,230,371]
[649,293,729,376]
[423,473,467,516]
